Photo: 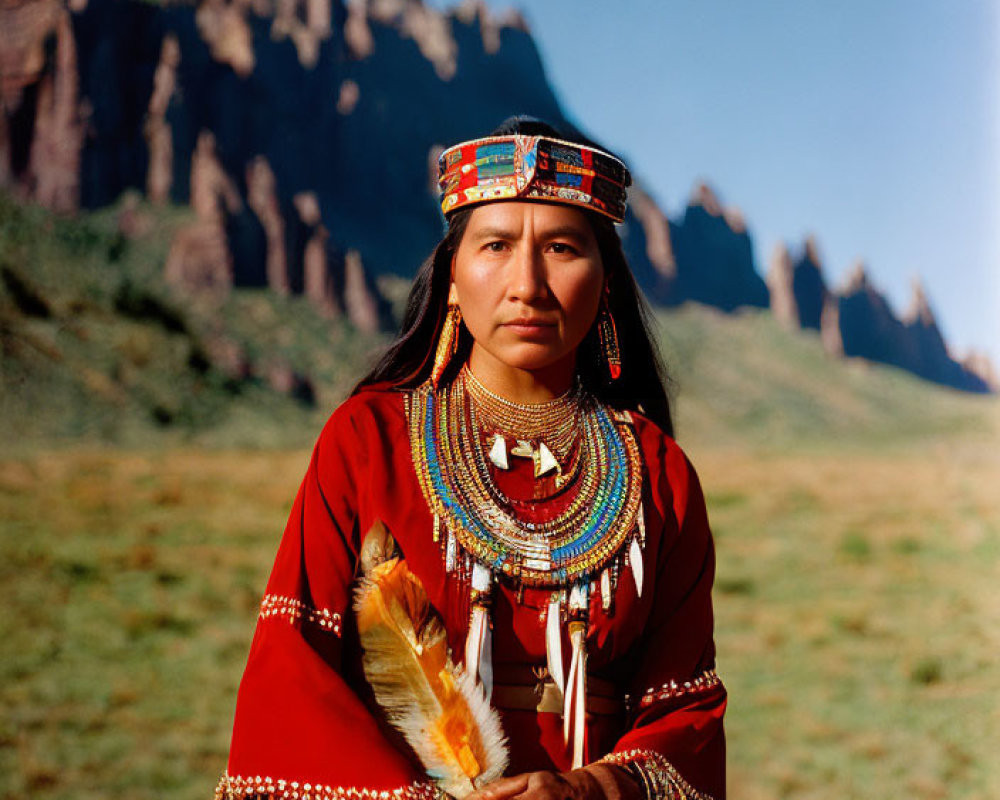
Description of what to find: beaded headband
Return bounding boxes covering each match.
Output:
[438,134,632,223]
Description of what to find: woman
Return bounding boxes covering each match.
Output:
[218,119,726,800]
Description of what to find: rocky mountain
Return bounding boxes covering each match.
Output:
[667,183,769,312]
[3,0,569,331]
[838,266,991,392]
[768,236,831,333]
[767,239,994,393]
[0,0,994,394]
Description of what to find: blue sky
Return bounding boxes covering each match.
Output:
[431,0,1000,366]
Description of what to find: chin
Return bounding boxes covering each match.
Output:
[497,347,573,374]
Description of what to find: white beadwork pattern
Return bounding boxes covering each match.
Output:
[215,773,444,800]
[258,594,342,636]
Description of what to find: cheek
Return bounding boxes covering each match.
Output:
[452,265,497,332]
[557,267,604,328]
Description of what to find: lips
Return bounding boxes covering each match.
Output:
[504,317,557,327]
[500,318,559,343]
[501,317,558,335]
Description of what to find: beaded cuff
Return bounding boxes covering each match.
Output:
[598,750,716,800]
[215,773,445,800]
[438,134,631,223]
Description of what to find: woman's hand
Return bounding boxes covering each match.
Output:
[465,765,642,800]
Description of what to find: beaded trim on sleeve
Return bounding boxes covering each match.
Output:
[597,750,715,800]
[258,594,342,636]
[215,773,444,800]
[628,668,722,710]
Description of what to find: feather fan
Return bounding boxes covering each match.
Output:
[355,522,509,797]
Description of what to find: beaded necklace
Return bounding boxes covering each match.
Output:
[406,369,645,592]
[406,369,649,769]
[463,368,581,462]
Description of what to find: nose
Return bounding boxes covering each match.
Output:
[508,240,549,303]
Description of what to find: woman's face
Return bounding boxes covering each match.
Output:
[450,201,604,381]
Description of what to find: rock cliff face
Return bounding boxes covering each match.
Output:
[0,0,993,393]
[765,241,988,393]
[666,183,769,312]
[618,183,677,303]
[0,0,82,211]
[767,236,841,354]
[0,0,563,330]
[767,242,797,329]
[962,351,1000,393]
[836,266,990,393]
[790,236,828,331]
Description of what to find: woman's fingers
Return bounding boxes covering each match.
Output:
[516,772,572,800]
[468,769,609,800]
[466,774,530,800]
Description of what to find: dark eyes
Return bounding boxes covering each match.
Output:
[481,241,578,255]
[548,242,576,255]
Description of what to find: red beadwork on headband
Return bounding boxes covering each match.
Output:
[438,134,632,223]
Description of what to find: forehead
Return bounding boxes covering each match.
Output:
[464,201,594,236]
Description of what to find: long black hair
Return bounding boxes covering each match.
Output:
[355,117,675,437]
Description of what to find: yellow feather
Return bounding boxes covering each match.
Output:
[355,524,508,797]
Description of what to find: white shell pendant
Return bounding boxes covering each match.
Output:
[488,434,509,469]
[466,604,493,698]
[600,568,612,612]
[563,621,588,769]
[510,439,534,459]
[471,561,491,592]
[445,529,457,572]
[629,536,644,598]
[535,442,559,478]
[467,562,494,698]
[545,596,565,695]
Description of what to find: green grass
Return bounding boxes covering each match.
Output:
[698,441,1000,800]
[2,195,999,798]
[2,436,997,799]
[0,192,390,451]
[654,304,997,450]
[0,450,308,799]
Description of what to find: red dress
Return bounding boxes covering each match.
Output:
[218,386,726,799]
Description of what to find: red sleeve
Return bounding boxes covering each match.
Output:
[602,441,727,800]
[219,400,439,800]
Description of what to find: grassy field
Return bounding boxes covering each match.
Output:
[4,196,999,797]
[700,437,1000,799]
[2,404,997,799]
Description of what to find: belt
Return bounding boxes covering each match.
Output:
[489,664,623,717]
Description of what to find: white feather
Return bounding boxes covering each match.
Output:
[629,536,644,598]
[356,570,509,796]
[465,604,493,699]
[562,623,587,768]
[545,598,564,695]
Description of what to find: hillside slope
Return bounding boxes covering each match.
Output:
[3,196,996,452]
[656,304,999,450]
[0,193,390,450]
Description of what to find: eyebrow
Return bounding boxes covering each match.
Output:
[469,224,591,242]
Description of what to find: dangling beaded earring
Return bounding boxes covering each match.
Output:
[597,299,622,381]
[431,302,461,388]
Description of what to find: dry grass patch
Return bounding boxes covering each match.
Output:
[694,438,1000,799]
[1,435,997,799]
